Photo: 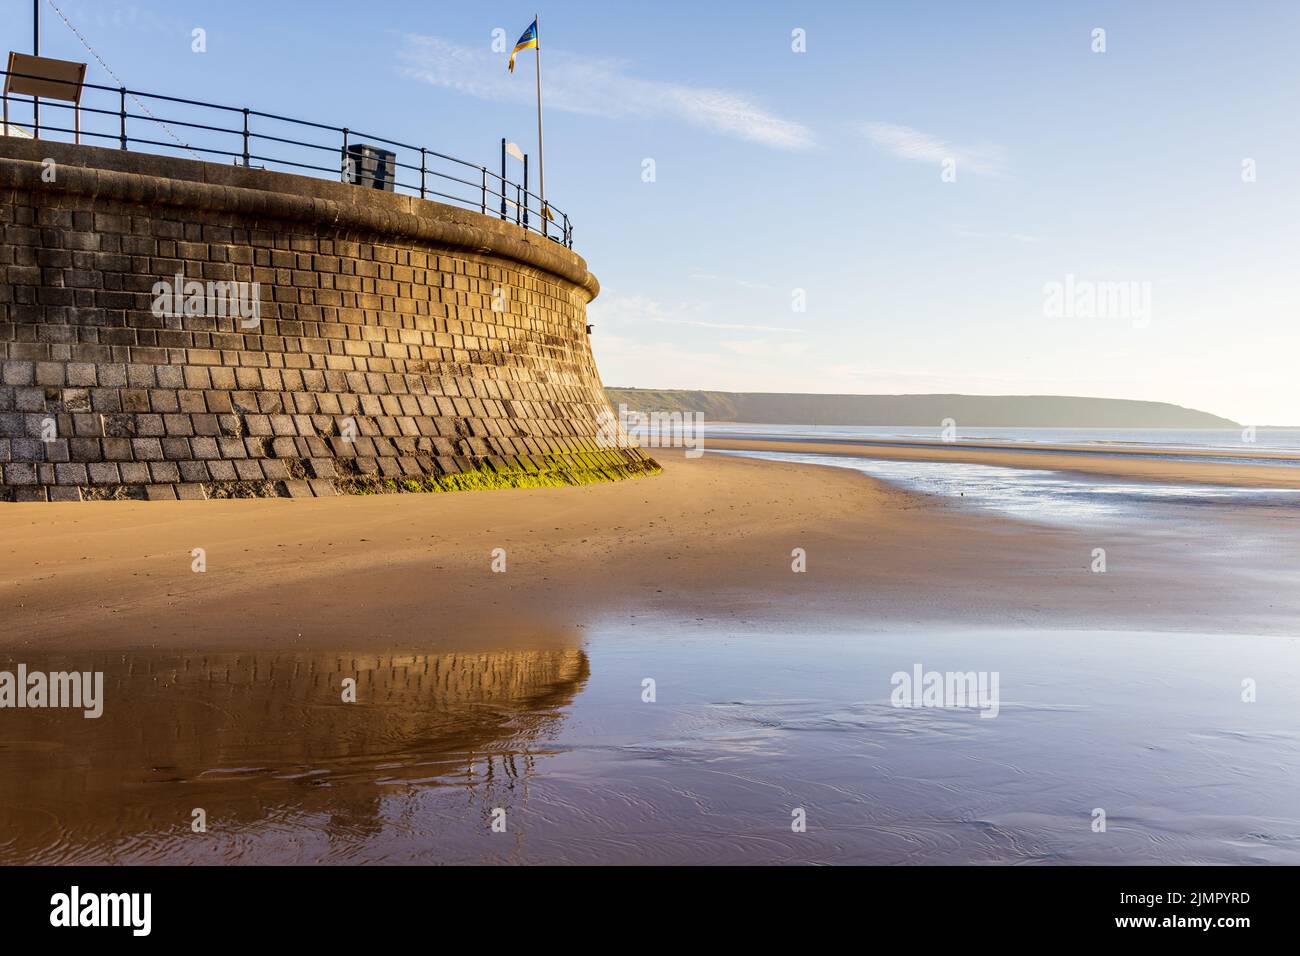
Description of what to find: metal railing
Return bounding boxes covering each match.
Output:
[0,68,573,248]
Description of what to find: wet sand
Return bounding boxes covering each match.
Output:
[708,436,1300,489]
[0,645,591,864]
[3,628,1298,865]
[2,449,1299,651]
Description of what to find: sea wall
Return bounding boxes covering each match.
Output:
[0,139,656,500]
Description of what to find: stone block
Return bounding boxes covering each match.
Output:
[234,459,263,481]
[206,460,238,481]
[4,462,37,484]
[87,462,120,484]
[118,462,151,484]
[54,463,89,485]
[149,461,181,483]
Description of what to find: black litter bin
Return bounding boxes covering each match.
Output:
[345,144,396,191]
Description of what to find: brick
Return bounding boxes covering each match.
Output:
[35,362,65,386]
[130,438,163,460]
[190,437,219,458]
[234,459,263,481]
[118,462,151,484]
[307,458,337,479]
[149,461,181,483]
[163,414,194,436]
[68,437,100,461]
[66,363,97,386]
[259,459,290,480]
[217,437,247,458]
[87,462,120,484]
[4,462,37,484]
[2,361,34,385]
[98,364,128,387]
[206,460,238,481]
[102,437,133,460]
[135,414,165,437]
[101,413,135,437]
[54,463,89,485]
[178,461,209,483]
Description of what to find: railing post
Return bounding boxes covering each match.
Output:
[340,127,349,182]
[33,4,39,137]
[118,87,127,149]
[419,147,426,199]
[499,138,507,220]
[515,183,521,227]
[522,154,529,232]
[242,108,250,167]
[480,167,487,215]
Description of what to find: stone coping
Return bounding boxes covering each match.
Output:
[0,138,599,300]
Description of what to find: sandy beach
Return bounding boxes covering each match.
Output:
[3,446,1298,651]
[3,446,1300,864]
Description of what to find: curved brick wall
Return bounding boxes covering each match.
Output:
[0,139,655,501]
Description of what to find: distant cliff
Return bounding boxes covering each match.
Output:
[603,389,1239,428]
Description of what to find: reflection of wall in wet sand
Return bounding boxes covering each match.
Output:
[0,647,589,863]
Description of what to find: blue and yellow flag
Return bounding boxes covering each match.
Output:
[508,19,538,73]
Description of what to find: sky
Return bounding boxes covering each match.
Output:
[11,0,1300,424]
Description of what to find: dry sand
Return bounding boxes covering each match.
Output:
[2,447,1297,651]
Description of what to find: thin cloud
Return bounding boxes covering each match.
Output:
[952,228,1042,244]
[69,3,186,35]
[688,273,776,291]
[661,318,803,333]
[861,122,1007,176]
[399,34,816,151]
[721,339,810,358]
[823,364,1106,391]
[590,295,802,333]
